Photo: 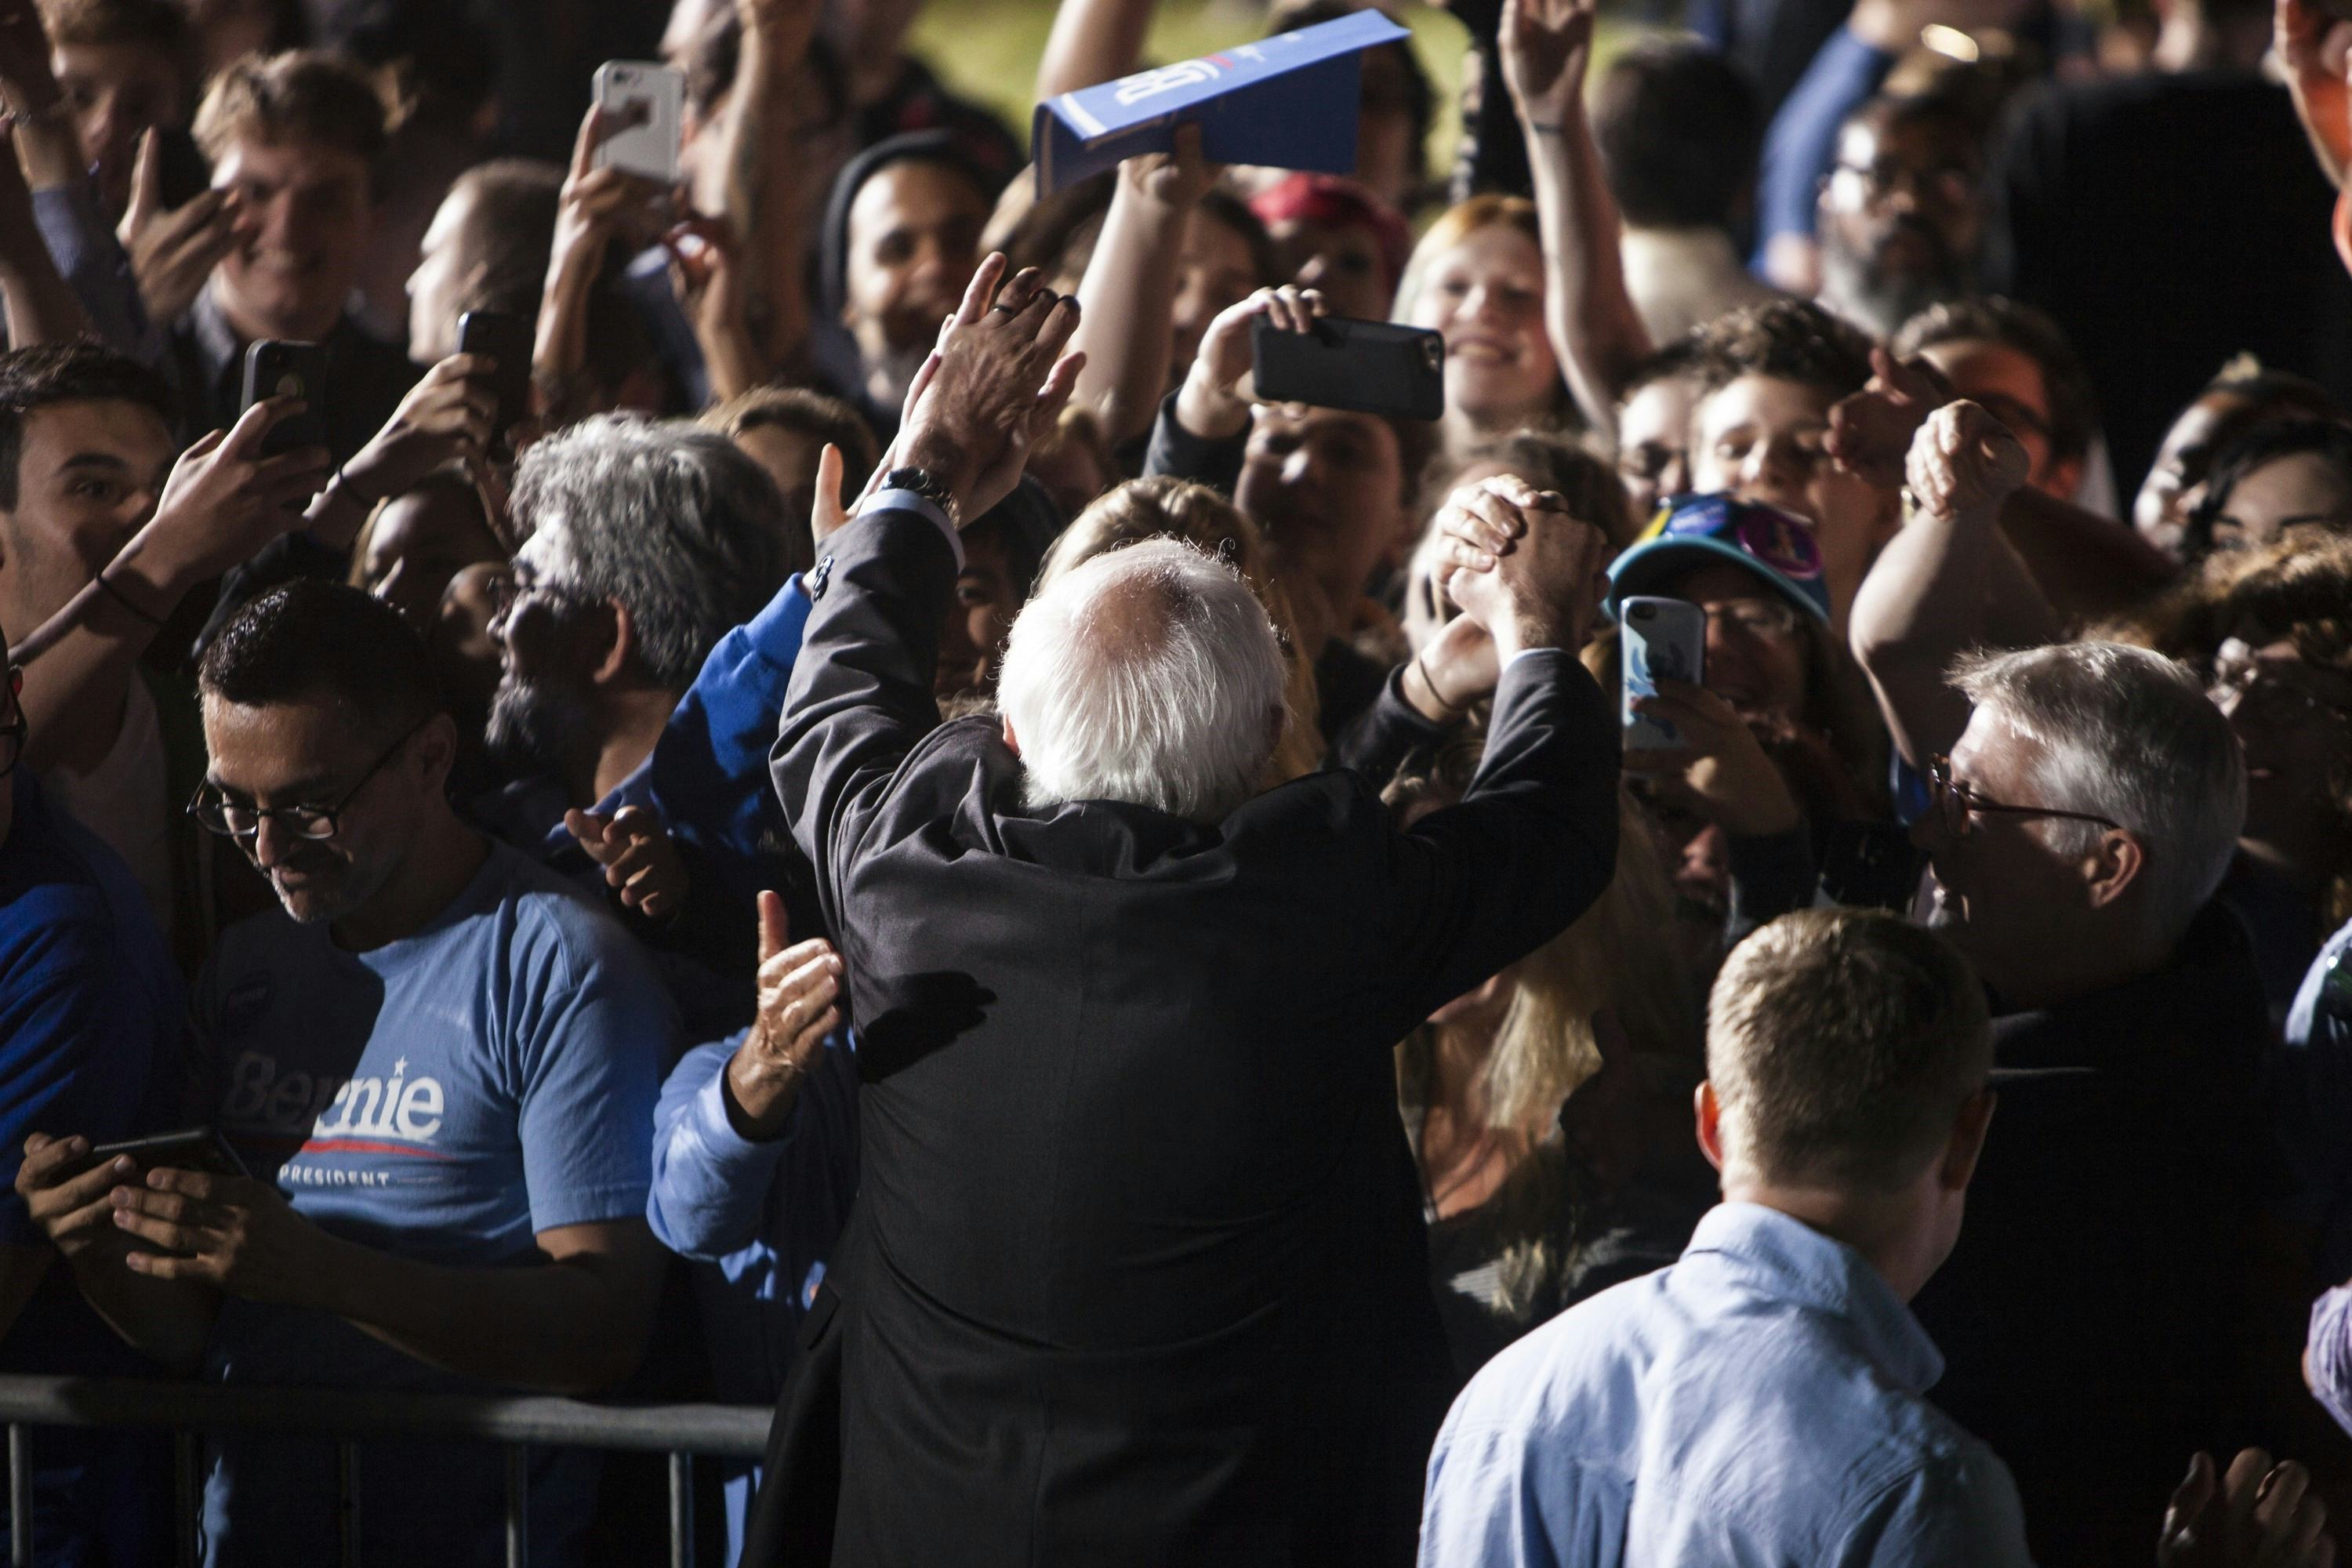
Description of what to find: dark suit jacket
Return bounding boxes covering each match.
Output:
[1911,903,2274,1568]
[756,507,1619,1566]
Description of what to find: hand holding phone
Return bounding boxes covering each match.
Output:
[590,62,685,184]
[1250,314,1445,422]
[1620,596,1707,750]
[456,310,532,445]
[240,339,328,459]
[64,1127,250,1184]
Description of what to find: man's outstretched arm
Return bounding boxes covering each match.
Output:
[771,256,1084,920]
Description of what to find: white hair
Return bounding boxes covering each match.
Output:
[997,539,1287,823]
[1951,641,2247,948]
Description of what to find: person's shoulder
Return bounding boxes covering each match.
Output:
[476,840,647,967]
[1442,1268,1671,1444]
[0,786,147,967]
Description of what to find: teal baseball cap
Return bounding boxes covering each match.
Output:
[1604,492,1833,625]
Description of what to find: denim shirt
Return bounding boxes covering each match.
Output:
[1421,1203,2034,1567]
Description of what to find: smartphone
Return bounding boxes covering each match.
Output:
[1620,596,1708,751]
[69,1127,251,1183]
[240,339,328,458]
[457,310,532,445]
[1251,316,1445,422]
[591,61,685,184]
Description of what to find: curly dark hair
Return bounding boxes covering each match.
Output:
[1689,299,1874,401]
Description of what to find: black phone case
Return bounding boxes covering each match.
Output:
[457,310,532,440]
[1250,317,1446,423]
[241,341,330,457]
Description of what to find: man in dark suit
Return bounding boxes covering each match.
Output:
[755,255,1619,1566]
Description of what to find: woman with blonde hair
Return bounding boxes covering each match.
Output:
[1038,477,1324,782]
[1388,742,1708,1377]
[1395,198,1577,460]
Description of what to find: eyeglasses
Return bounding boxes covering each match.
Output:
[1828,159,1976,212]
[1703,598,1803,641]
[2209,662,2350,732]
[1926,753,2123,837]
[187,717,430,843]
[483,571,596,626]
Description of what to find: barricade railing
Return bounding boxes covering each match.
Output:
[0,1374,771,1568]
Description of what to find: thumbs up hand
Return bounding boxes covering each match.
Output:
[723,891,843,1141]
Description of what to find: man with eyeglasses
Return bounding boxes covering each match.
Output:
[16,580,678,1566]
[1816,91,1984,340]
[1848,408,2273,1565]
[0,637,184,1563]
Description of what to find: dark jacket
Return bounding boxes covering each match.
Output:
[751,506,1620,1566]
[1911,902,2274,1568]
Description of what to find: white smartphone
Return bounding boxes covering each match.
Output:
[1621,596,1708,750]
[591,61,684,184]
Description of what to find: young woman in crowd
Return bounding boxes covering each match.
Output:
[2185,420,2352,558]
[1388,745,1708,1380]
[2117,529,2352,1022]
[2134,360,2346,561]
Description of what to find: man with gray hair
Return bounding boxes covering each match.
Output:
[1846,411,2275,1566]
[753,255,1619,1566]
[481,412,790,920]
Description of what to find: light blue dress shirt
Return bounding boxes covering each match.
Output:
[1420,1203,2034,1567]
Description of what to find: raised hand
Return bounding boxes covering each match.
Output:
[339,354,500,509]
[1828,346,1955,491]
[723,891,843,1140]
[2159,1449,2333,1568]
[145,398,332,578]
[1174,284,1328,440]
[0,2,60,115]
[1403,607,1502,722]
[895,253,1087,523]
[117,131,241,326]
[1122,120,1220,212]
[1621,677,1803,837]
[1500,0,1599,130]
[1904,400,2029,525]
[1432,474,1612,657]
[565,805,690,922]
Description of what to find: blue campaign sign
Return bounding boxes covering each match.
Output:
[1033,10,1411,194]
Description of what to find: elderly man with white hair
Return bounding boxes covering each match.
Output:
[752,255,1619,1568]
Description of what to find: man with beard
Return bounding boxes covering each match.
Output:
[1815,92,1983,339]
[15,580,675,1566]
[480,415,791,1020]
[1850,404,2275,1566]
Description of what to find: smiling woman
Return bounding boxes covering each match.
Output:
[1396,195,1569,457]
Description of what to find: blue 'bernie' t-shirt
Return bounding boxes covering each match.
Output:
[190,837,678,1568]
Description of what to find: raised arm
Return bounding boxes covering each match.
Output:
[535,107,666,426]
[1036,0,1160,103]
[1069,127,1218,445]
[701,0,824,392]
[771,257,1083,916]
[1501,0,1652,440]
[0,124,90,348]
[1848,401,2032,770]
[1379,476,1621,1032]
[9,400,328,775]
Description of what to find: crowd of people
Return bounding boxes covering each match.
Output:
[0,0,2350,1560]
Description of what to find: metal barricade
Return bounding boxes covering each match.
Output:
[0,1375,771,1568]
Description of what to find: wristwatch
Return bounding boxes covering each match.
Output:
[880,465,959,526]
